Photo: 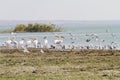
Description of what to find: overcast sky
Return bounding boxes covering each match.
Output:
[0,0,120,20]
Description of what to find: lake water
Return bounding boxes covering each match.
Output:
[0,20,120,49]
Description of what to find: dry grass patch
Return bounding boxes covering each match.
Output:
[0,49,120,80]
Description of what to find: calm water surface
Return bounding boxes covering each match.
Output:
[0,21,120,48]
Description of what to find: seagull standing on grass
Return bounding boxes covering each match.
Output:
[19,38,25,48]
[40,49,44,53]
[33,38,38,48]
[26,39,32,48]
[19,39,29,53]
[23,46,29,53]
[54,35,64,49]
[43,36,48,48]
[6,38,12,48]
[12,39,18,48]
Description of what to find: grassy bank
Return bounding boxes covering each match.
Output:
[0,49,120,80]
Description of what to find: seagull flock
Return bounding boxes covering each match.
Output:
[0,31,120,53]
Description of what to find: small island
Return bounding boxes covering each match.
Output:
[13,23,62,32]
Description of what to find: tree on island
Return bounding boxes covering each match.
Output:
[13,23,62,32]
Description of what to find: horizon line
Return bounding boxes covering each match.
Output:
[0,19,120,21]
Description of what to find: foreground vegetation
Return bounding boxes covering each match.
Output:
[13,23,62,32]
[0,49,120,80]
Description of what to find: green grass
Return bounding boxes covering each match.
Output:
[0,49,120,80]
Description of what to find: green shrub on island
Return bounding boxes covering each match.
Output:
[13,23,62,32]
